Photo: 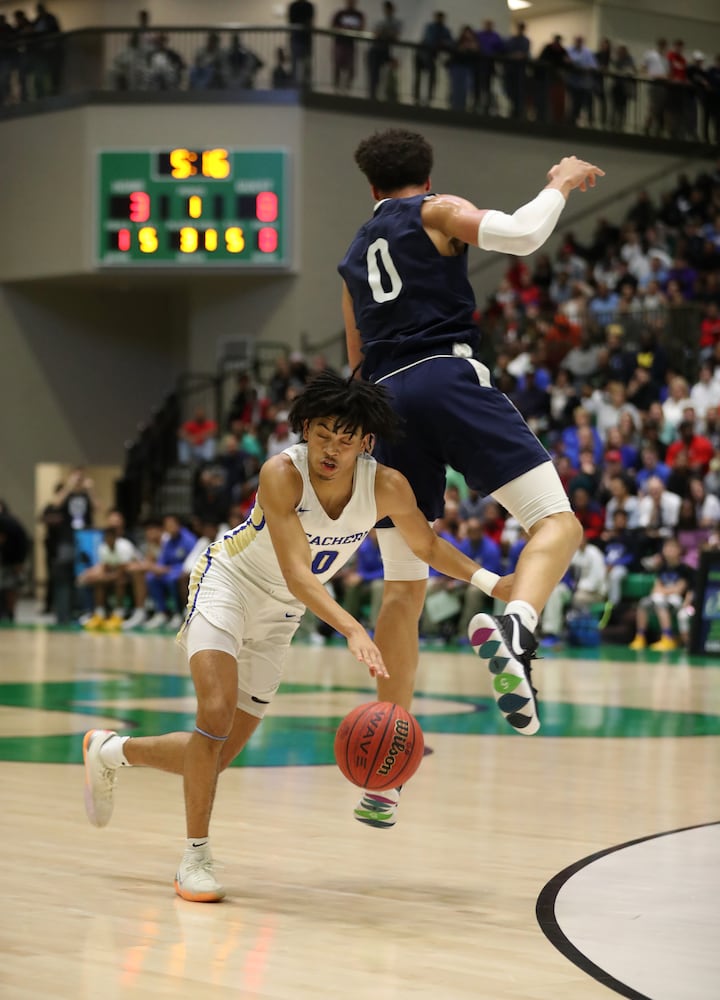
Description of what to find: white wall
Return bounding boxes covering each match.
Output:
[523,10,595,56]
[596,3,720,58]
[2,110,87,280]
[522,0,720,55]
[0,281,187,525]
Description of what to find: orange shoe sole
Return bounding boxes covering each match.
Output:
[173,879,225,903]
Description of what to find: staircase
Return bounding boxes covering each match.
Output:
[156,463,195,519]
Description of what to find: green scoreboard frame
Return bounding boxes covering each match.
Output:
[96,148,290,268]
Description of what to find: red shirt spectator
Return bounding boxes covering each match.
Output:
[575,504,605,541]
[181,408,217,445]
[506,257,530,292]
[517,274,541,309]
[178,406,218,465]
[665,420,715,474]
[699,304,720,350]
[570,485,605,541]
[481,501,506,546]
[554,455,579,494]
[667,40,687,81]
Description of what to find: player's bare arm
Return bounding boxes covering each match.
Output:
[258,456,389,678]
[374,466,514,601]
[342,280,364,374]
[422,156,605,256]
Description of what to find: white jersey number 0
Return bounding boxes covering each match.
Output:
[366,238,402,303]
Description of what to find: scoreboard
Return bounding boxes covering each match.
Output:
[97,148,290,268]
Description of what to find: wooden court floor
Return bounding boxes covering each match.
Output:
[1,626,719,1000]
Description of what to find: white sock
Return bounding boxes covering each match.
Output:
[186,837,209,853]
[99,734,132,768]
[505,600,538,633]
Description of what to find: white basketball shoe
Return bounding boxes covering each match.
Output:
[174,847,225,903]
[83,729,119,827]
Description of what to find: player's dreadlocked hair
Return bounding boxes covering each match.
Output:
[354,128,434,194]
[288,370,403,443]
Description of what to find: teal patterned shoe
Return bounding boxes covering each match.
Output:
[353,788,401,829]
[468,612,540,735]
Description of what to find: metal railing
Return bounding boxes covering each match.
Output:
[1,25,717,144]
[114,339,292,527]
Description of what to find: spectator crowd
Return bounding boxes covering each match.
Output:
[1,4,719,141]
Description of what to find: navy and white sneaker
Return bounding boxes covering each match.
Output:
[353,787,401,828]
[468,613,540,735]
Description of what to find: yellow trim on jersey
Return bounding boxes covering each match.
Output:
[218,501,266,559]
[185,502,266,620]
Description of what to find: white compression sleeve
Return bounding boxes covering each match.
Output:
[477,187,566,256]
[470,568,500,596]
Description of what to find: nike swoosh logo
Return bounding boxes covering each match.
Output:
[191,841,207,848]
[509,615,523,657]
[285,612,297,619]
[297,507,311,513]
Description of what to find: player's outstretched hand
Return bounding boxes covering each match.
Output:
[346,625,389,679]
[547,156,605,194]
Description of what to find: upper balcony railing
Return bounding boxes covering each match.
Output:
[0,24,716,147]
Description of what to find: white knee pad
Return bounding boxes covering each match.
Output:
[376,527,429,581]
[492,462,571,531]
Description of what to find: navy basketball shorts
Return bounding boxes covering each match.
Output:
[374,355,551,522]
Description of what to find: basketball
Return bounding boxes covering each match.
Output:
[334,701,425,792]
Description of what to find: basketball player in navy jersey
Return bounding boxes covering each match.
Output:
[338,129,604,827]
[82,373,514,902]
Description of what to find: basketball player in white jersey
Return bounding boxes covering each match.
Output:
[83,372,513,903]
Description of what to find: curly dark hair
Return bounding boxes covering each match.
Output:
[288,370,402,442]
[354,128,434,193]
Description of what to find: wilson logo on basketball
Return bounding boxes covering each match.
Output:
[355,708,384,767]
[376,718,411,777]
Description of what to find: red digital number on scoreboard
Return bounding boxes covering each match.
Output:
[256,191,278,223]
[128,191,151,222]
[257,227,279,253]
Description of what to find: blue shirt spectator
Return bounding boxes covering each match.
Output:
[588,284,620,327]
[143,515,198,628]
[476,21,505,56]
[635,445,671,491]
[561,414,605,467]
[459,526,502,575]
[158,520,197,568]
[354,532,384,581]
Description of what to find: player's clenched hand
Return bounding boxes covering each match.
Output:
[346,626,389,679]
[547,156,605,194]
